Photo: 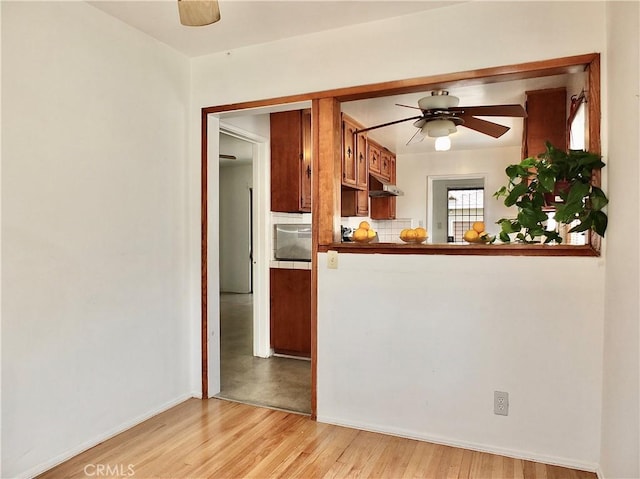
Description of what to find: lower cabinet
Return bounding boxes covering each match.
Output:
[270,268,311,358]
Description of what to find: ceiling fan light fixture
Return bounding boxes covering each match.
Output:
[422,119,457,138]
[418,91,460,111]
[178,0,221,27]
[435,136,451,151]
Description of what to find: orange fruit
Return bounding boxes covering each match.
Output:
[472,221,485,233]
[399,229,410,240]
[358,221,370,231]
[463,230,479,243]
[367,229,376,239]
[353,228,368,241]
[405,229,417,240]
[414,227,428,240]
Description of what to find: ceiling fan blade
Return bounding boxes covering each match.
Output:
[354,115,423,135]
[460,116,510,138]
[452,104,527,117]
[396,103,422,110]
[406,128,425,146]
[178,0,220,26]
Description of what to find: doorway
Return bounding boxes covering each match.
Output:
[214,120,311,414]
[428,175,486,244]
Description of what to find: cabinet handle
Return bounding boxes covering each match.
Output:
[347,147,352,159]
[306,165,311,178]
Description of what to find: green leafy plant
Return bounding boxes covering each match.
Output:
[494,142,608,244]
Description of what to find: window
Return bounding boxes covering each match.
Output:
[447,188,484,243]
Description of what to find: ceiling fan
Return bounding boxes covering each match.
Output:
[178,0,221,26]
[355,90,527,150]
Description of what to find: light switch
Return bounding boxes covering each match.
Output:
[327,250,338,269]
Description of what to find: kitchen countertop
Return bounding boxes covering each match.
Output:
[270,260,312,270]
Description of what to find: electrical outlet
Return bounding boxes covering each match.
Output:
[327,250,338,269]
[494,391,509,416]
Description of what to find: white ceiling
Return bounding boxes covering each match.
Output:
[90,1,585,155]
[89,0,459,58]
[342,72,585,154]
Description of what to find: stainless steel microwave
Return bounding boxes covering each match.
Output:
[274,224,312,261]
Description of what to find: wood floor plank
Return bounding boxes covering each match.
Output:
[37,398,597,479]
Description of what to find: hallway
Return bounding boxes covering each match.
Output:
[218,293,311,414]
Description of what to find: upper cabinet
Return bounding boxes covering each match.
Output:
[523,87,567,158]
[370,148,397,220]
[270,109,312,213]
[341,114,369,217]
[368,141,381,177]
[341,114,367,190]
[379,148,393,183]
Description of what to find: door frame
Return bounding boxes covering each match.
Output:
[202,117,270,398]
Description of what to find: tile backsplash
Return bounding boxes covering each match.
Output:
[341,217,420,243]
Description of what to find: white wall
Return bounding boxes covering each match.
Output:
[191,1,609,469]
[1,3,191,477]
[219,164,253,293]
[600,3,640,479]
[396,146,520,241]
[317,253,604,469]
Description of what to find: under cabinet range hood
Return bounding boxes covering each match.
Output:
[368,176,404,197]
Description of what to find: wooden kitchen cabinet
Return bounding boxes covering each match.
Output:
[379,148,392,183]
[342,114,367,190]
[342,115,358,187]
[341,188,369,217]
[341,114,369,216]
[270,268,311,358]
[270,109,312,213]
[368,140,381,176]
[370,150,397,220]
[523,87,567,158]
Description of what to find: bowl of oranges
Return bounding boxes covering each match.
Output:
[399,227,428,244]
[463,222,493,244]
[352,221,377,243]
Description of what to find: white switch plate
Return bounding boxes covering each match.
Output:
[327,250,338,269]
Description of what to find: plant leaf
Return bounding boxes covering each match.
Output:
[566,181,590,205]
[537,168,556,192]
[504,182,528,207]
[590,186,609,211]
[592,210,608,236]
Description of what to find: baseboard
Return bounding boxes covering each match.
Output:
[316,414,599,474]
[20,393,195,479]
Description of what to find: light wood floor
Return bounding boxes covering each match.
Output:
[38,398,596,479]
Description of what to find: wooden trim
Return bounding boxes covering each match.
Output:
[201,110,208,399]
[310,100,319,419]
[202,54,598,114]
[587,54,602,252]
[319,243,600,257]
[200,52,603,403]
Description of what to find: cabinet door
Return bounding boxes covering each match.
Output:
[270,110,303,212]
[300,110,312,212]
[524,87,567,158]
[342,118,358,187]
[270,269,311,357]
[380,149,392,182]
[368,141,381,176]
[356,132,368,190]
[356,189,369,216]
[370,152,396,220]
[388,153,397,219]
